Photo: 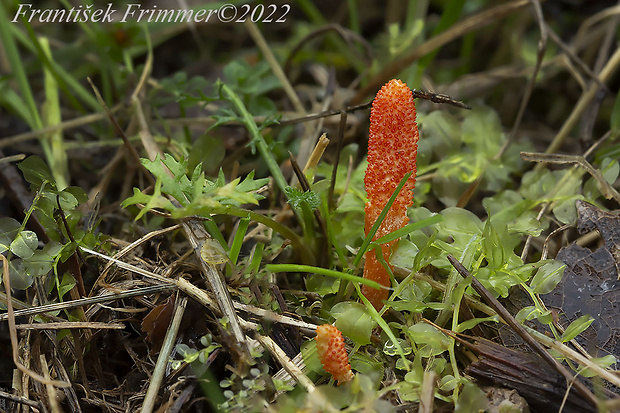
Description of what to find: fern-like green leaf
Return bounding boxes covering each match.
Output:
[121,179,174,220]
[284,186,320,211]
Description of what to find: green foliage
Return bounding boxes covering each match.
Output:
[454,381,489,413]
[560,315,595,343]
[529,261,566,295]
[418,107,529,206]
[296,94,618,409]
[176,334,221,365]
[153,71,212,108]
[579,355,617,378]
[308,145,369,263]
[188,134,226,175]
[0,218,22,255]
[515,305,553,325]
[0,156,99,286]
[220,60,281,116]
[0,156,100,290]
[406,323,451,358]
[332,301,377,346]
[218,363,293,412]
[10,230,38,259]
[284,186,320,211]
[121,154,269,219]
[275,372,393,412]
[154,60,281,130]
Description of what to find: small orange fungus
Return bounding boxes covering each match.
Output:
[315,324,354,385]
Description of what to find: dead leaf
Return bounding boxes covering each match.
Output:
[544,201,620,358]
[141,295,175,354]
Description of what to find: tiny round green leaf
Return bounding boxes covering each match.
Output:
[10,231,38,259]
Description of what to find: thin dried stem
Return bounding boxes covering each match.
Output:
[40,355,62,413]
[418,371,436,413]
[140,295,187,413]
[522,151,620,204]
[255,334,316,393]
[1,255,70,388]
[15,322,125,330]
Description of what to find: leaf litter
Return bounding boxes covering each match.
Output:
[545,200,620,363]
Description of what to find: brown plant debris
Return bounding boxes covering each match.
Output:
[545,200,620,359]
[463,338,596,413]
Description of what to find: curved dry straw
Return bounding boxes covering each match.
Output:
[1,255,71,388]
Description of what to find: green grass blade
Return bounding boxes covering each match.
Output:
[41,37,68,189]
[266,263,384,290]
[249,243,265,274]
[356,283,409,368]
[0,87,32,122]
[229,217,250,267]
[353,171,414,268]
[218,82,289,196]
[14,20,99,111]
[0,3,42,130]
[320,198,348,268]
[374,214,443,245]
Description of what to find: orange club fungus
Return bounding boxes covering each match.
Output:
[362,79,419,310]
[315,324,354,385]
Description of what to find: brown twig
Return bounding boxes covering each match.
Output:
[521,151,620,204]
[15,322,125,330]
[280,87,470,129]
[0,389,42,409]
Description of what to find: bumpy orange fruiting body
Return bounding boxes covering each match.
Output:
[315,324,354,385]
[362,79,419,310]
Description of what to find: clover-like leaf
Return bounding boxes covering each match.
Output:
[8,259,33,290]
[455,382,489,413]
[18,155,55,189]
[10,230,38,259]
[407,323,450,357]
[23,250,54,277]
[332,301,377,346]
[0,217,21,254]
